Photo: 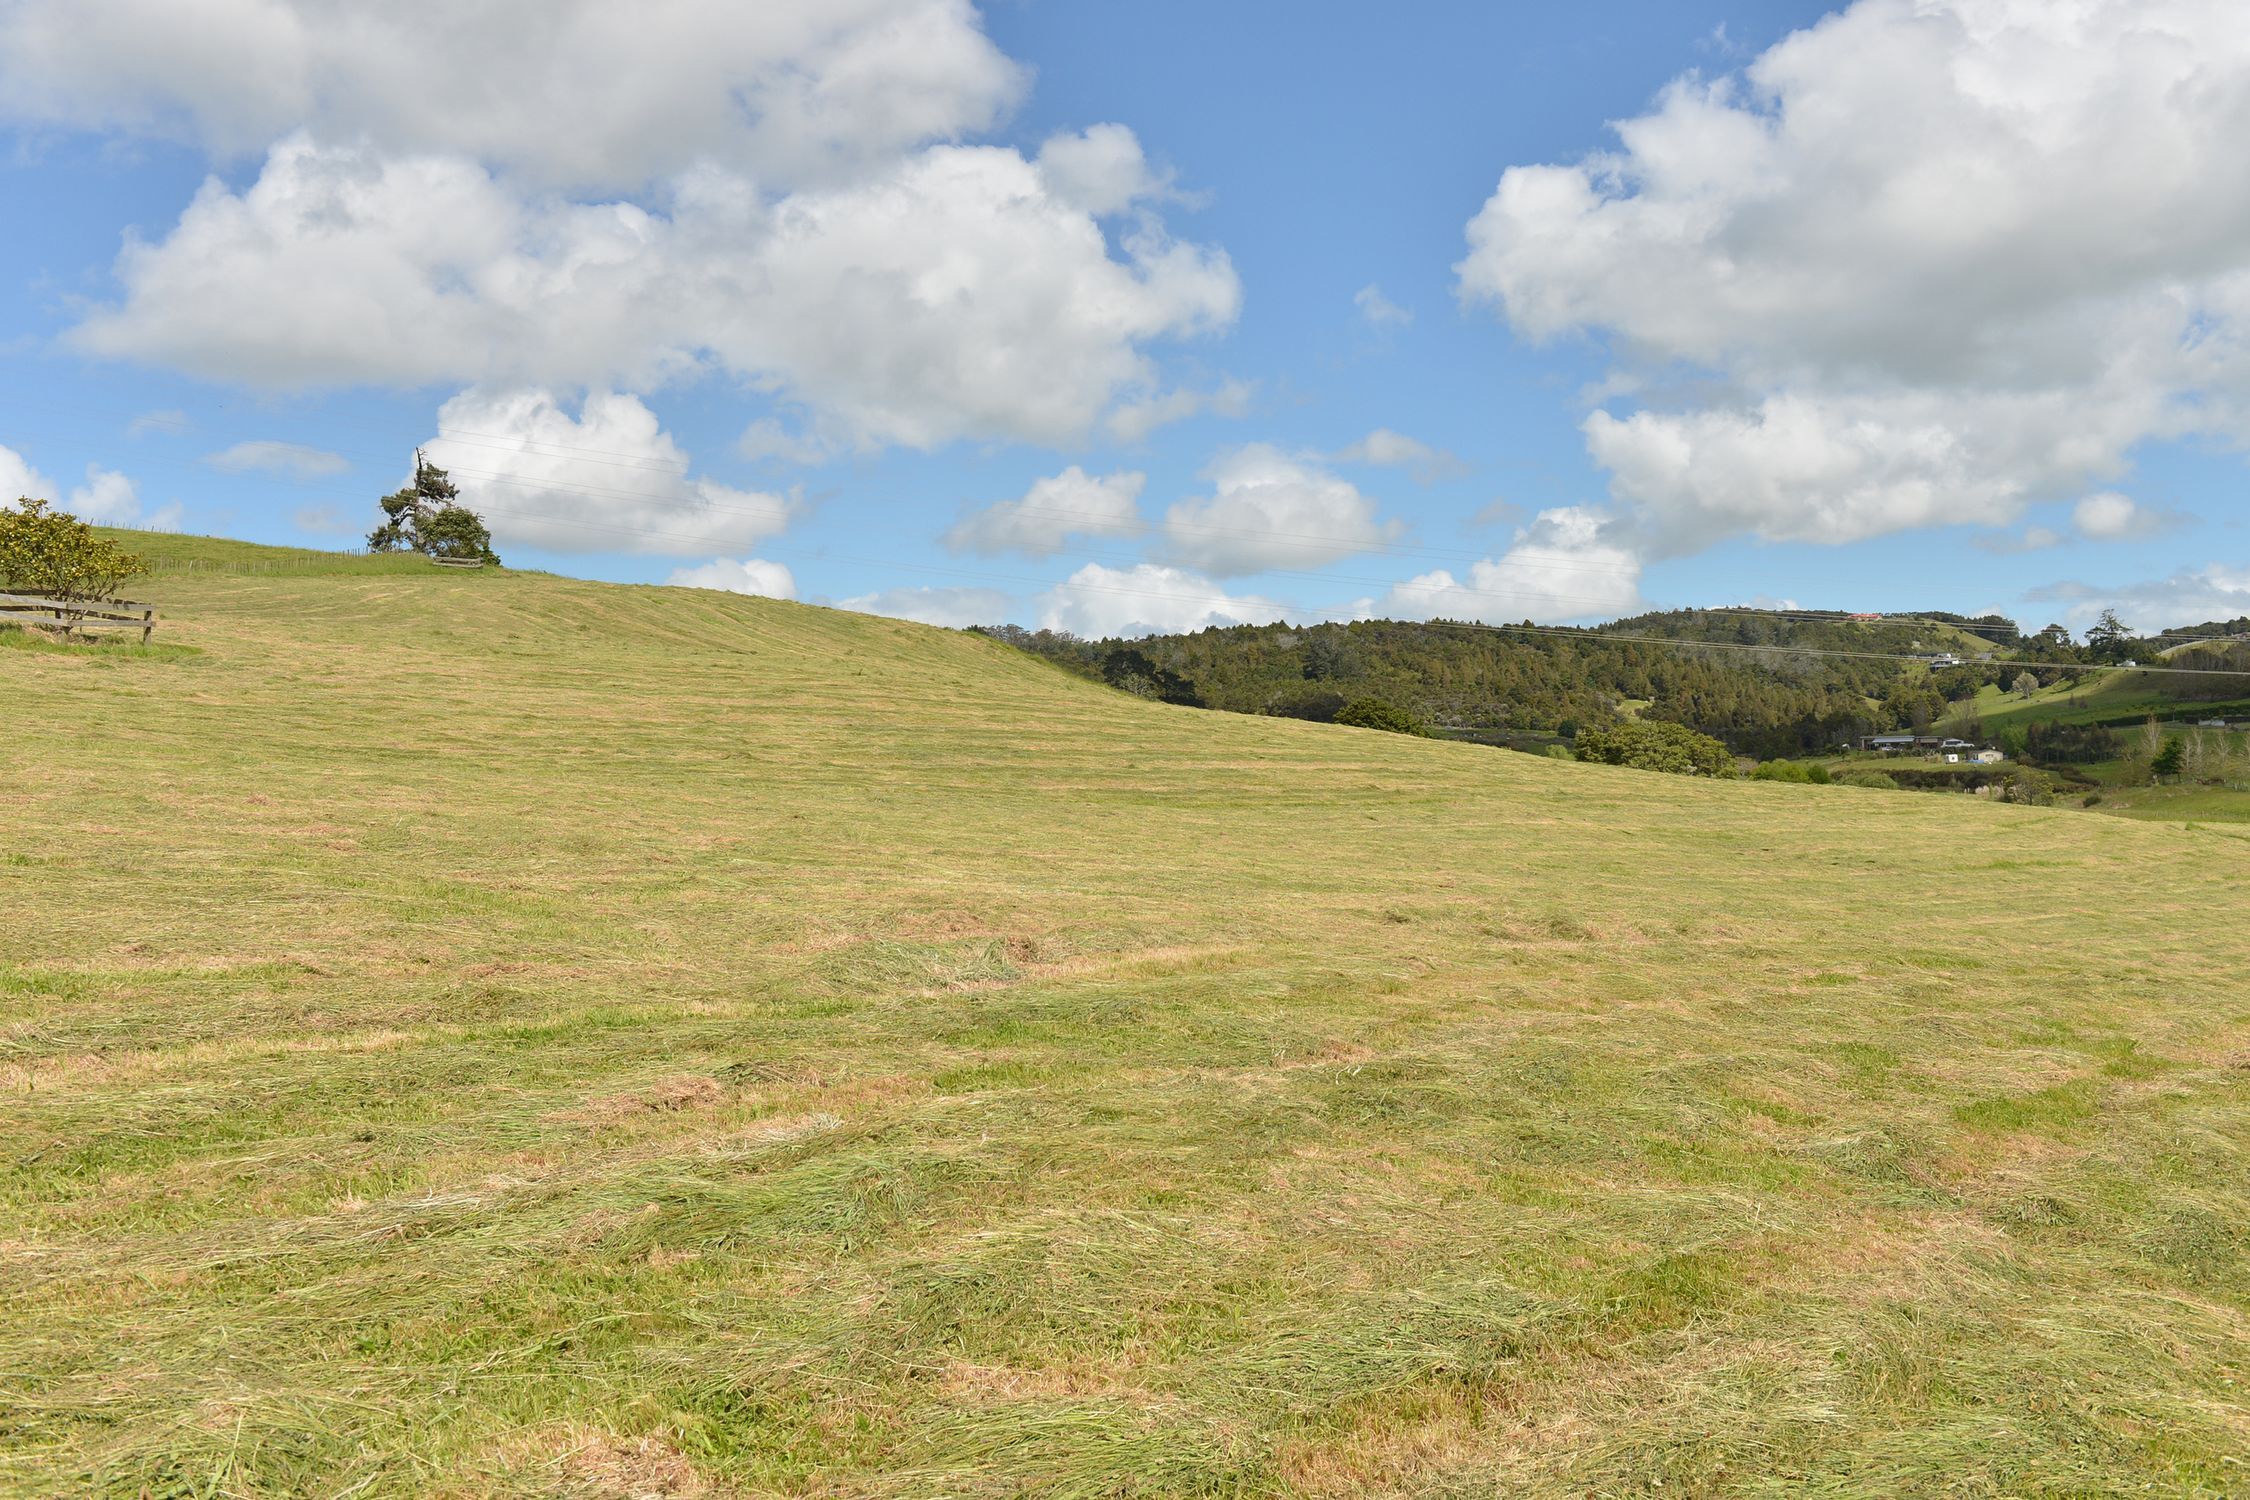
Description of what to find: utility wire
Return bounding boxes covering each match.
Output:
[9,383,2245,658]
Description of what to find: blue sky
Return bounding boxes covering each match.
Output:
[2,0,2246,636]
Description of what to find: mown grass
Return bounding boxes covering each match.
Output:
[94,527,512,579]
[3,534,2247,1497]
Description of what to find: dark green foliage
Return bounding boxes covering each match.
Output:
[984,616,1934,757]
[0,497,146,603]
[2151,737,2185,780]
[2022,720,2122,764]
[1752,759,1832,784]
[2086,608,2132,663]
[1836,769,1901,790]
[1100,647,1202,705]
[1301,633,1361,681]
[1332,697,1432,736]
[368,453,499,564]
[1879,765,2066,803]
[1573,719,1735,777]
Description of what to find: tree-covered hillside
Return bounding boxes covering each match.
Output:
[979,615,1942,758]
[980,607,2250,759]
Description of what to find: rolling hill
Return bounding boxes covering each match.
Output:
[4,535,2248,1497]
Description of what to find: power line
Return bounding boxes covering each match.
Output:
[7,382,2244,653]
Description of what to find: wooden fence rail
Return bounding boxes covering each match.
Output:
[0,590,158,644]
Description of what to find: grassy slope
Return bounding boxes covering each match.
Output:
[5,538,2249,1497]
[1954,678,2250,734]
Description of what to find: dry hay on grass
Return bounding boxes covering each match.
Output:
[3,536,2246,1498]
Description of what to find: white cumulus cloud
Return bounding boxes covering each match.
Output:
[75,463,183,531]
[424,389,796,556]
[1335,427,1465,484]
[0,0,1024,192]
[1354,284,1412,328]
[1036,562,1287,638]
[942,467,1145,558]
[1381,507,1642,625]
[2,448,180,530]
[1035,123,1172,217]
[837,585,1012,628]
[205,439,348,479]
[1459,0,2250,558]
[2069,490,2184,541]
[2027,563,2250,631]
[1161,444,1398,576]
[72,134,1239,452]
[1105,378,1254,444]
[0,443,54,504]
[666,557,797,600]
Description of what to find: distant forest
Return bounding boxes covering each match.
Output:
[977,609,2250,758]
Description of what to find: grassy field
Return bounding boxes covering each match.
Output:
[5,536,2249,1497]
[1950,678,2250,734]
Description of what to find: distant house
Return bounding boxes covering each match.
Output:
[2199,717,2230,728]
[1971,748,2005,764]
[1860,734,1990,757]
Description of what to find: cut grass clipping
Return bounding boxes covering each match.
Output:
[2,532,2246,1497]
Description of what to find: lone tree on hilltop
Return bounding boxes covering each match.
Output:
[0,498,146,636]
[369,452,499,564]
[2011,670,2040,699]
[2086,608,2131,663]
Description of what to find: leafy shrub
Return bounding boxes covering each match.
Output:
[2081,792,2104,807]
[0,497,147,606]
[1751,759,1833,784]
[2023,720,2121,763]
[1334,696,1433,737]
[1836,770,1900,790]
[1573,719,1735,777]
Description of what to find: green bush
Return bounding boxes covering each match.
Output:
[0,497,147,606]
[1573,719,1734,777]
[1750,759,1831,784]
[1836,769,1901,790]
[1334,696,1433,737]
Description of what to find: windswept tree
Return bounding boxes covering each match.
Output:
[2085,608,2132,663]
[369,453,499,564]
